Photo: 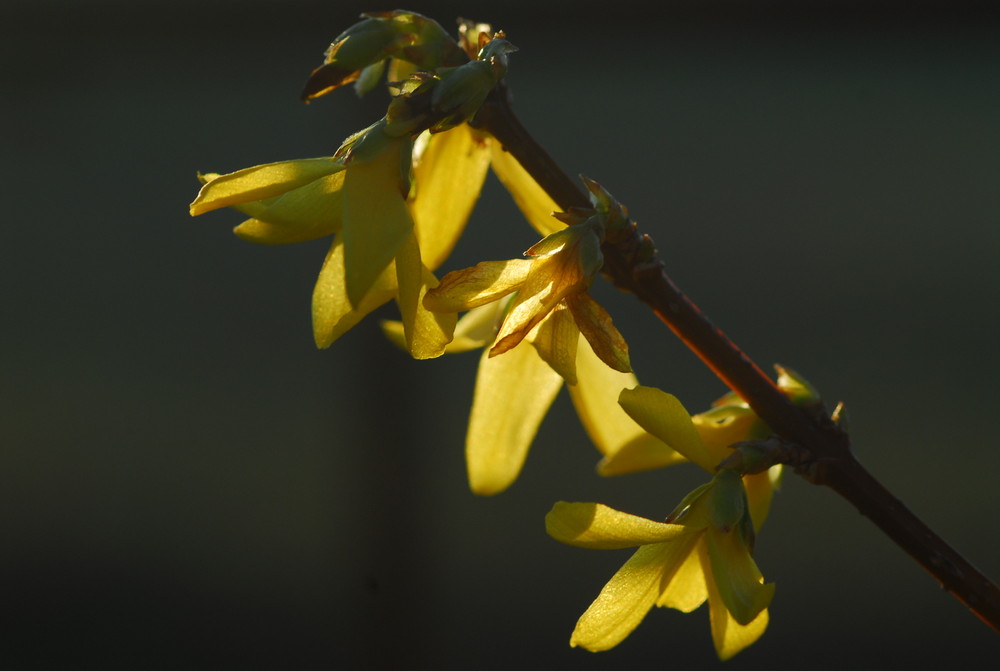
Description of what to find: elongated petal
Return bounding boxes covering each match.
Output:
[546,502,687,549]
[618,387,715,472]
[569,544,674,652]
[596,440,689,477]
[424,259,531,312]
[312,236,396,348]
[448,302,505,351]
[466,344,562,495]
[490,254,583,356]
[743,466,781,532]
[566,337,685,473]
[705,526,774,626]
[342,140,414,307]
[190,158,344,216]
[700,544,770,660]
[394,232,456,359]
[231,172,346,244]
[409,125,491,269]
[489,144,563,236]
[565,292,631,373]
[656,540,708,612]
[380,300,505,354]
[527,307,579,384]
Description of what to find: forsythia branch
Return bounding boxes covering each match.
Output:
[472,83,1000,632]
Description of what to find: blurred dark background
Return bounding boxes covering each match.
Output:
[2,0,998,668]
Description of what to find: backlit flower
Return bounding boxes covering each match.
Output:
[191,120,456,359]
[546,469,774,659]
[424,216,631,371]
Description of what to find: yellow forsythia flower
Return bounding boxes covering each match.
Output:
[190,121,473,359]
[546,469,774,660]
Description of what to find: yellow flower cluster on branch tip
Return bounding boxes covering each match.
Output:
[189,11,847,659]
[543,369,822,655]
[546,469,774,660]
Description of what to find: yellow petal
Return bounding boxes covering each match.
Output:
[656,541,708,612]
[743,466,782,532]
[466,343,563,495]
[700,544,770,660]
[618,387,716,472]
[527,307,579,384]
[546,502,687,549]
[424,259,531,312]
[394,232,456,359]
[232,172,346,244]
[409,125,491,269]
[447,302,505,352]
[566,337,685,473]
[705,526,774,626]
[312,236,396,348]
[489,143,563,236]
[565,292,631,373]
[380,301,505,354]
[569,543,673,652]
[490,254,582,356]
[342,139,414,307]
[190,158,344,216]
[692,405,762,470]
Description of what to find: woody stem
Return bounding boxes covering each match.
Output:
[472,84,1000,632]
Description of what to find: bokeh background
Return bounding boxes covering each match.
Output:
[3,0,998,668]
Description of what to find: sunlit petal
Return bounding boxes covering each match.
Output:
[700,544,770,660]
[466,343,563,495]
[409,125,491,269]
[743,466,782,532]
[564,337,686,474]
[705,527,774,626]
[312,236,396,348]
[565,292,631,373]
[489,143,563,236]
[693,405,762,469]
[232,172,346,244]
[527,307,579,384]
[618,387,715,472]
[448,302,505,351]
[424,259,531,312]
[656,541,708,612]
[490,254,580,356]
[190,158,344,216]
[546,502,687,549]
[569,544,674,652]
[342,139,414,307]
[394,232,456,359]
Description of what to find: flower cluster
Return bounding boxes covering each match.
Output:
[191,10,826,660]
[546,373,816,658]
[191,12,671,497]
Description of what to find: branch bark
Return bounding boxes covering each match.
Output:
[473,84,1000,632]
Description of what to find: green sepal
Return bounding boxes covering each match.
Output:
[665,481,714,525]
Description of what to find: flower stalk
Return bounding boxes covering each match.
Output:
[472,83,1000,632]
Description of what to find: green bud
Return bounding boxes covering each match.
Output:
[353,59,387,97]
[429,61,496,132]
[581,176,631,232]
[775,364,821,405]
[301,11,468,101]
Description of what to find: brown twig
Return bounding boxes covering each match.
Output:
[472,84,1000,632]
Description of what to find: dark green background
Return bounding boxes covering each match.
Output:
[3,1,997,667]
